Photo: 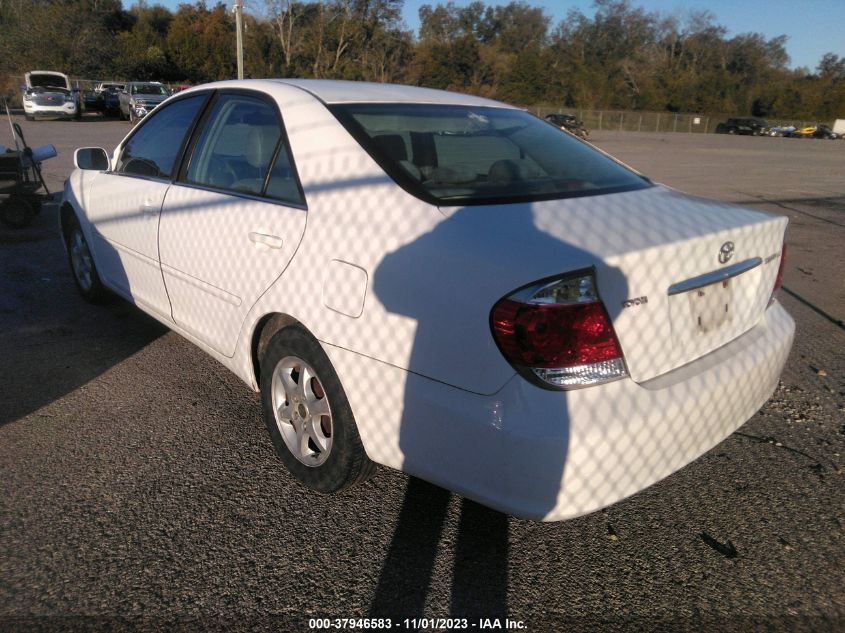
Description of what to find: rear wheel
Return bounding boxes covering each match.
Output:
[260,326,376,492]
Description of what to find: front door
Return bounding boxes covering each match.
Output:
[86,94,209,318]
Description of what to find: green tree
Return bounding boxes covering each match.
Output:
[166,2,236,82]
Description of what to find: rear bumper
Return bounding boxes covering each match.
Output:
[329,301,794,521]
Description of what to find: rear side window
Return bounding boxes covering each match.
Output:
[118,95,206,179]
[331,104,650,206]
[265,141,304,205]
[186,94,281,196]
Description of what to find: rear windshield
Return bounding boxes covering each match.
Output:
[330,104,649,205]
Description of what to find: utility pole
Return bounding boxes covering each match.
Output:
[234,0,244,80]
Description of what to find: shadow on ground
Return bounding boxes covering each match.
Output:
[0,201,164,426]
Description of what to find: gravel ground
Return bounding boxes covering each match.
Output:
[1,114,843,632]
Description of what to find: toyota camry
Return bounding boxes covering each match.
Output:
[61,80,794,520]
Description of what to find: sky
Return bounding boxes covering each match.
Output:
[156,0,845,72]
[398,0,845,70]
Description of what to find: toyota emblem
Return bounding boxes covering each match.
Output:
[718,241,735,264]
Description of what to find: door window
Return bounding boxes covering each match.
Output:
[186,95,282,196]
[118,95,206,179]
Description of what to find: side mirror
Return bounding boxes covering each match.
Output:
[74,147,109,171]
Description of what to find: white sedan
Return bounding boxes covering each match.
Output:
[61,80,794,521]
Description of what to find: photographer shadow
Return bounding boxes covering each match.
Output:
[367,201,628,624]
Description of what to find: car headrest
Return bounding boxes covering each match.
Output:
[244,125,279,169]
[372,134,408,162]
[488,159,524,183]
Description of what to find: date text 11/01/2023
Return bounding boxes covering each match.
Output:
[309,618,528,630]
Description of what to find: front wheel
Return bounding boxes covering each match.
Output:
[260,326,376,493]
[66,215,109,303]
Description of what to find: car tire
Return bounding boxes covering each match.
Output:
[24,114,33,122]
[129,110,136,124]
[260,326,376,493]
[66,215,109,303]
[0,196,37,229]
[727,128,736,134]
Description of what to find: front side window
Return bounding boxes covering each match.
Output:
[118,95,206,179]
[331,104,650,205]
[185,94,284,196]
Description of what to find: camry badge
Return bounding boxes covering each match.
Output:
[718,241,735,264]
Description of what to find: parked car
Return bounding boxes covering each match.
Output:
[714,117,770,135]
[544,113,589,139]
[768,125,796,137]
[119,82,170,123]
[91,82,126,117]
[62,79,794,521]
[792,126,818,138]
[81,89,102,113]
[810,125,839,139]
[22,71,80,120]
[100,85,125,117]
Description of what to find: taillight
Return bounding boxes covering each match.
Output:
[769,242,786,306]
[490,270,628,389]
[774,243,786,293]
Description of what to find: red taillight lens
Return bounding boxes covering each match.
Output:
[490,272,627,389]
[491,299,623,368]
[773,243,786,294]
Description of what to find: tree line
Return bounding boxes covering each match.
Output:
[1,0,843,120]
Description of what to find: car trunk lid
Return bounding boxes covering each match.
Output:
[440,185,787,384]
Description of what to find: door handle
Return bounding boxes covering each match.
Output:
[249,232,283,249]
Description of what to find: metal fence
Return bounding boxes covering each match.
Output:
[531,106,818,134]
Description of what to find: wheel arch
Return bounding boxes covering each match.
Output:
[250,312,309,386]
[59,201,78,245]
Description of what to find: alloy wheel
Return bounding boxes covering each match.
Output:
[271,355,333,467]
[70,229,94,291]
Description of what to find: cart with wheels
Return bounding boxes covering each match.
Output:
[1,120,55,229]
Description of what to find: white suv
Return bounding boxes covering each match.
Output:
[23,71,79,120]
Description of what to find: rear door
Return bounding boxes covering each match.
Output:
[158,91,307,357]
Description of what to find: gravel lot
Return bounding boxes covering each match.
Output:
[2,113,844,632]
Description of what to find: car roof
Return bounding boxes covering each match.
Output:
[268,79,515,108]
